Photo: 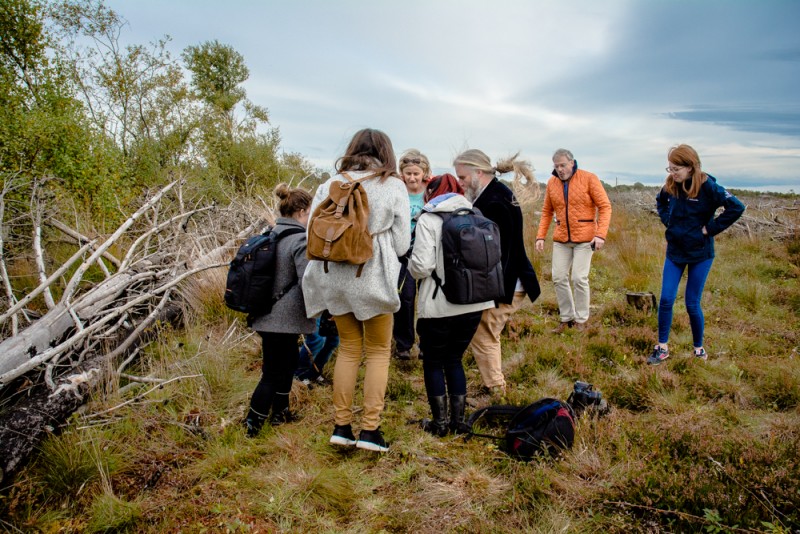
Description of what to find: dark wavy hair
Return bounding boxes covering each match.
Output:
[274,183,311,217]
[335,128,398,181]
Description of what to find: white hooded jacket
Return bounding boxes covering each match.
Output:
[408,193,495,319]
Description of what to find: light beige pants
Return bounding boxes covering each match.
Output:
[552,241,594,324]
[331,312,393,431]
[469,291,526,388]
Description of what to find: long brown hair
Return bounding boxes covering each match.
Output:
[274,183,311,217]
[335,128,398,181]
[665,144,707,198]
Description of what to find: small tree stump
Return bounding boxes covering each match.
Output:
[626,291,657,312]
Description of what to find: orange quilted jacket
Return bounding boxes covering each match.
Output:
[536,169,612,243]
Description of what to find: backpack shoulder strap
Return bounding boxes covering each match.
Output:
[273,226,305,240]
[340,171,380,184]
[465,404,523,440]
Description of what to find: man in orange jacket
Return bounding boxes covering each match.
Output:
[535,149,612,333]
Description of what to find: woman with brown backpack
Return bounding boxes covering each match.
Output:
[303,128,411,452]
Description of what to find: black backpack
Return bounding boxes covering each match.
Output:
[224,227,304,315]
[466,399,576,460]
[429,208,504,304]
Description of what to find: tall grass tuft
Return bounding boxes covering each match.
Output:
[86,493,142,533]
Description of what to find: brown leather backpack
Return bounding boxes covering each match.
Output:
[307,172,374,276]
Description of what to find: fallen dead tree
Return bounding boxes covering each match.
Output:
[0,178,272,483]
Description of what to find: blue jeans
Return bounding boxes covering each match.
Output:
[657,257,713,348]
[295,318,340,380]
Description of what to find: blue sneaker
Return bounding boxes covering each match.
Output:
[646,345,669,365]
[694,347,708,361]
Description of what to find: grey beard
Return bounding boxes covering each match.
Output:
[465,184,479,202]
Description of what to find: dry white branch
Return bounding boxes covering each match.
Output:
[120,205,214,270]
[111,288,173,373]
[49,219,121,269]
[0,261,225,386]
[86,374,202,418]
[119,373,164,384]
[60,180,177,303]
[32,202,56,310]
[0,241,94,324]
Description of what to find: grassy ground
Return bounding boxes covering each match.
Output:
[2,189,799,533]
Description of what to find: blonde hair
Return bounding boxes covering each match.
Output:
[453,149,539,205]
[274,183,312,217]
[665,144,707,199]
[399,149,431,178]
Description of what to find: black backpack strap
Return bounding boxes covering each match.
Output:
[428,211,453,300]
[465,404,523,440]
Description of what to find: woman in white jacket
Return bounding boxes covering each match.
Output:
[408,174,495,436]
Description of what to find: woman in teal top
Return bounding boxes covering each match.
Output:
[394,149,432,360]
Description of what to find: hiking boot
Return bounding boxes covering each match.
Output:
[574,321,589,332]
[694,347,708,361]
[646,345,669,365]
[552,321,575,334]
[421,395,449,437]
[314,375,330,387]
[393,349,412,360]
[300,378,314,389]
[449,394,471,435]
[269,408,297,426]
[356,427,389,452]
[330,424,357,447]
[244,408,268,438]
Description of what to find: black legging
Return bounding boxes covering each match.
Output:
[249,331,300,418]
[417,311,483,398]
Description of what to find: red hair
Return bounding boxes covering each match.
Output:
[424,173,463,202]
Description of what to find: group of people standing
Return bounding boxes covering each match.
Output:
[242,128,745,453]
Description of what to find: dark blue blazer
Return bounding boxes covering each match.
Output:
[656,175,745,264]
[473,178,540,304]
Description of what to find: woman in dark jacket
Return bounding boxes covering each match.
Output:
[646,144,745,365]
[245,183,316,436]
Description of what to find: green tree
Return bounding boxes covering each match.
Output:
[51,0,195,187]
[182,40,282,193]
[0,0,121,222]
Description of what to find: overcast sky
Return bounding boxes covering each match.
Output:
[105,0,800,191]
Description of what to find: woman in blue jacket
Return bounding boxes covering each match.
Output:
[647,144,745,365]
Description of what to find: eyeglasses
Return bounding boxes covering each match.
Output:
[665,166,686,173]
[401,157,422,165]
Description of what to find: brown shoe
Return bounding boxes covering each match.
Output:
[574,321,589,332]
[552,321,575,334]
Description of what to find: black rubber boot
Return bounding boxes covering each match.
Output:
[420,395,448,437]
[269,407,297,426]
[245,408,268,438]
[449,394,470,435]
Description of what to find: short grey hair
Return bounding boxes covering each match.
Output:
[552,148,574,161]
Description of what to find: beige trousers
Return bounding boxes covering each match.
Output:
[469,291,526,388]
[552,241,594,324]
[331,312,393,431]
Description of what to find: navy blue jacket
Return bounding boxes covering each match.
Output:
[473,178,540,304]
[656,175,745,264]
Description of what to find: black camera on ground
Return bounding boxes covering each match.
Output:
[568,381,609,418]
